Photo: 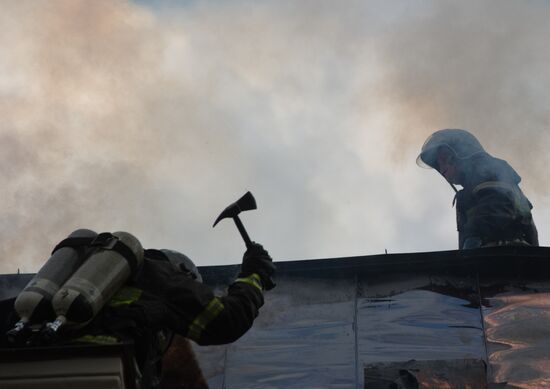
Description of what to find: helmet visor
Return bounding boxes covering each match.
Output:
[416,151,437,169]
[416,133,441,169]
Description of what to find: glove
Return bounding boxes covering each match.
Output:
[239,242,276,291]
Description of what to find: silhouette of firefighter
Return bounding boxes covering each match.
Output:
[3,229,276,389]
[418,129,538,249]
[107,243,275,388]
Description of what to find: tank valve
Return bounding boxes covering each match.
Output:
[6,320,30,345]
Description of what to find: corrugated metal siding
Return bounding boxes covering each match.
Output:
[2,246,550,388]
[192,247,550,388]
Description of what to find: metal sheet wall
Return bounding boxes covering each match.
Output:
[3,247,550,388]
[193,250,550,388]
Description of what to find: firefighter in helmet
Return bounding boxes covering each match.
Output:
[101,243,275,388]
[2,230,275,389]
[417,129,538,249]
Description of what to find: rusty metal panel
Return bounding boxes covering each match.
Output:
[480,278,550,387]
[3,247,550,388]
[364,359,487,388]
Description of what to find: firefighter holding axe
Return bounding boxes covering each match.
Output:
[3,192,275,389]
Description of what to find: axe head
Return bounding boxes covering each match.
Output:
[213,191,257,227]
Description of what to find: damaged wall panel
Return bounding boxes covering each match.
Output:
[2,246,550,388]
[364,358,487,388]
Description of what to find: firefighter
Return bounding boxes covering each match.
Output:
[0,234,275,388]
[94,242,276,388]
[417,129,538,249]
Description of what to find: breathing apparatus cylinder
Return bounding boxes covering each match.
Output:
[45,231,144,336]
[6,229,98,344]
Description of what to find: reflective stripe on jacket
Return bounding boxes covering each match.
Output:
[101,257,264,346]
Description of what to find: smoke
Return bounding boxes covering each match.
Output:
[373,1,550,190]
[0,0,549,273]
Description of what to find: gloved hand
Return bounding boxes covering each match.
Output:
[239,242,276,291]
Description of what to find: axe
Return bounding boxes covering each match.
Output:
[213,192,275,290]
[213,191,257,248]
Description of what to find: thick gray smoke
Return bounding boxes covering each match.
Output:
[0,0,549,273]
[376,1,550,187]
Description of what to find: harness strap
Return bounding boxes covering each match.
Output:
[52,232,139,275]
[51,236,95,254]
[91,233,140,275]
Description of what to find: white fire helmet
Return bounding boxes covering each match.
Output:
[160,249,203,283]
[417,129,485,169]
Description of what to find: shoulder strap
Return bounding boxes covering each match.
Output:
[51,236,95,254]
[53,233,139,275]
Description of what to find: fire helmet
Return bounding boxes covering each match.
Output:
[145,248,203,283]
[417,129,485,169]
[161,249,203,283]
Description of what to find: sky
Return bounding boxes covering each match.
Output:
[1,0,550,273]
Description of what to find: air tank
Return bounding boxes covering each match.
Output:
[6,229,98,344]
[45,231,144,336]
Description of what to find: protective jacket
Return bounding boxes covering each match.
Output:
[1,234,270,389]
[107,252,264,345]
[85,251,265,388]
[454,153,538,249]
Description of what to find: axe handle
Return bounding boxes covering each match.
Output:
[233,216,253,248]
[233,216,276,290]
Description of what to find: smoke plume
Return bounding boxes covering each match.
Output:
[0,0,549,273]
